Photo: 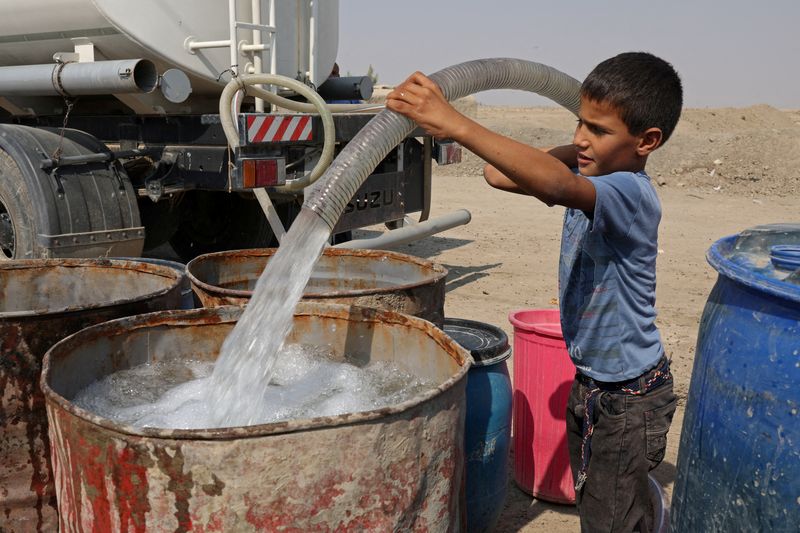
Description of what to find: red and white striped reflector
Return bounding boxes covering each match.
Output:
[246,115,313,143]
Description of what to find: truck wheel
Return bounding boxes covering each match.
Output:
[0,151,38,259]
[169,191,283,261]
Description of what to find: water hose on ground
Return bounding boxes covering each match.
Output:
[302,58,582,231]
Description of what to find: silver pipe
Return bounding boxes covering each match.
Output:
[309,0,319,83]
[334,209,472,250]
[228,0,238,74]
[251,0,265,112]
[187,40,232,51]
[303,58,582,230]
[0,59,158,96]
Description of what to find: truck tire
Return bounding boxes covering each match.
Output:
[0,125,144,259]
[169,191,286,261]
[0,150,38,259]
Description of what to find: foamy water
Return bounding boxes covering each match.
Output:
[73,344,434,429]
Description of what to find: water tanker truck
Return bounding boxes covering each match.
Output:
[0,0,465,261]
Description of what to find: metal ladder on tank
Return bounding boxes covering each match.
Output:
[185,0,277,112]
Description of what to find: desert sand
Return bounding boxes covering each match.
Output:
[373,104,799,531]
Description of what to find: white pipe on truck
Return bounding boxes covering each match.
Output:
[0,59,158,97]
[333,210,473,250]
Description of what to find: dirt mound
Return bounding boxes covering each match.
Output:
[434,105,800,197]
[654,106,800,196]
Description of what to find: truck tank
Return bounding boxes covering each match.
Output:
[0,0,470,263]
[0,0,339,110]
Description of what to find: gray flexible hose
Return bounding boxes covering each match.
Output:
[303,58,582,230]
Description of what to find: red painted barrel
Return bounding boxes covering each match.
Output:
[0,259,182,532]
[42,304,470,532]
[508,308,575,504]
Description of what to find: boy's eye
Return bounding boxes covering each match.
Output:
[576,119,606,135]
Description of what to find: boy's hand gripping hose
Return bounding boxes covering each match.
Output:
[302,58,582,231]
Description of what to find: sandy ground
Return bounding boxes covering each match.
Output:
[366,104,800,531]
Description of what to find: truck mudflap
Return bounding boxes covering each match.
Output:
[0,124,144,259]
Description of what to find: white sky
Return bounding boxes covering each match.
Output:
[338,0,800,108]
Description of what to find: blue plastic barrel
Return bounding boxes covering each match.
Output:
[671,224,800,532]
[444,318,512,533]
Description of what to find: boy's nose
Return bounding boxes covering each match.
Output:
[573,131,589,149]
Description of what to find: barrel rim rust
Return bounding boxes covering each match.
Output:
[707,234,800,305]
[185,247,449,299]
[0,258,183,318]
[40,303,473,440]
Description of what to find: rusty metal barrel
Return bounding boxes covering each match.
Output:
[42,303,471,532]
[187,248,448,326]
[0,259,182,533]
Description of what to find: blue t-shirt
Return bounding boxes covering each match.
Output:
[558,170,664,382]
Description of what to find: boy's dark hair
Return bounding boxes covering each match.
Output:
[581,52,683,144]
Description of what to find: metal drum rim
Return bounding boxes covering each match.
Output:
[707,234,800,305]
[0,258,184,318]
[185,247,449,300]
[40,303,472,441]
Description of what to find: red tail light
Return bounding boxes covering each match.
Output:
[241,158,284,188]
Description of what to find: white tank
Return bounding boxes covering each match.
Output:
[0,0,339,96]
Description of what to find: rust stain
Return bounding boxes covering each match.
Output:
[51,407,157,533]
[192,507,226,533]
[154,445,194,533]
[0,258,183,531]
[0,319,58,531]
[81,440,113,531]
[114,443,153,533]
[200,473,225,497]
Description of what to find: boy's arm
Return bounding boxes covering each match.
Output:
[546,145,579,169]
[386,73,595,211]
[484,145,578,196]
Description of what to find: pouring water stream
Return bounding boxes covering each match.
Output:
[206,208,332,427]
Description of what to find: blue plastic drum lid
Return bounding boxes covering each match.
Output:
[442,318,511,366]
[709,223,800,299]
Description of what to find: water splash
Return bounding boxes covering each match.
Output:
[206,208,332,427]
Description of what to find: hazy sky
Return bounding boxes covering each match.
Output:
[338,0,800,109]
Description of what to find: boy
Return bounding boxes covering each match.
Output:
[386,52,682,532]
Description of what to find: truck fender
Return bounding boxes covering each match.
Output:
[0,124,143,258]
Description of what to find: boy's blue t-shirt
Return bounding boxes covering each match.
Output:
[558,170,664,382]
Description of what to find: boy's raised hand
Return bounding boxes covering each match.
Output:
[386,72,467,140]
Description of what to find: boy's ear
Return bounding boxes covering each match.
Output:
[636,127,663,155]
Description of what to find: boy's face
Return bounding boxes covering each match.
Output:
[573,96,646,176]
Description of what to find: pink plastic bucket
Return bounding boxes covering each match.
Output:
[508,308,576,504]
